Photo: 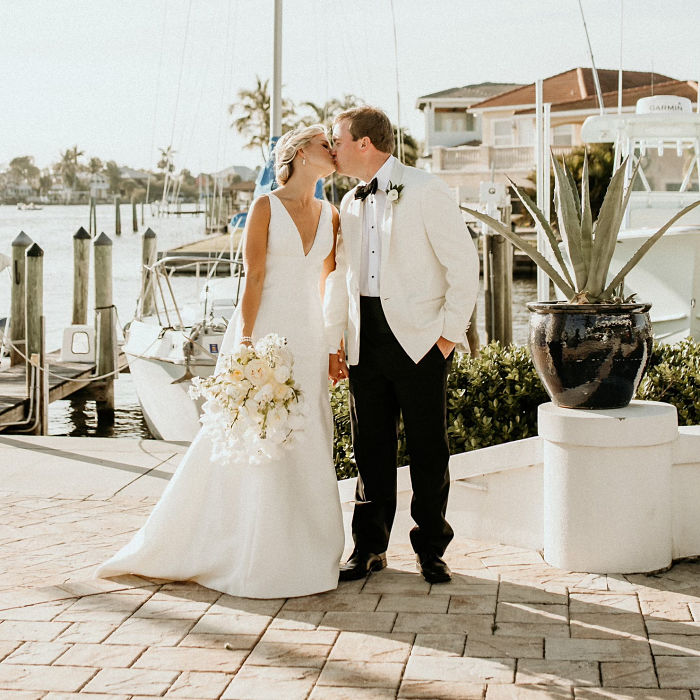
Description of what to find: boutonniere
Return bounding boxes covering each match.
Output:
[386,181,404,204]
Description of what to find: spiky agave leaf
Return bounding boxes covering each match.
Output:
[584,158,633,299]
[564,159,582,223]
[461,205,575,300]
[552,155,587,291]
[580,154,593,279]
[602,198,700,298]
[507,177,575,290]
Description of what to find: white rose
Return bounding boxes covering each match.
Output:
[244,358,272,386]
[273,365,291,383]
[387,189,399,202]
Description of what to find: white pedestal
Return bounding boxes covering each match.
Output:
[539,400,678,573]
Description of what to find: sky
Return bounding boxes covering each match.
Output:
[1,0,698,174]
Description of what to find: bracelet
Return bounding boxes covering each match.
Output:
[241,335,252,343]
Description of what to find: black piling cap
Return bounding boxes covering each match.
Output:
[144,228,156,238]
[26,243,44,257]
[94,232,113,246]
[74,226,91,240]
[12,231,32,247]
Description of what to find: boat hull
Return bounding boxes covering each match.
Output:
[124,320,221,441]
[612,226,700,343]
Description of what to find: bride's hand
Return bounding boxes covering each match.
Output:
[329,351,349,384]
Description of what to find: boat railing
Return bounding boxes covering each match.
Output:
[137,255,243,330]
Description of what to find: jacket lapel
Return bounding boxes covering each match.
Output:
[344,194,363,274]
[380,159,404,282]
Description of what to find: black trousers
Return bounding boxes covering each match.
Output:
[348,296,454,557]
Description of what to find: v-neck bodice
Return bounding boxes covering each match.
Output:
[267,193,331,260]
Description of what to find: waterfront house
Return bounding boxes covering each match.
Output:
[89,173,110,200]
[428,68,696,200]
[4,180,35,202]
[416,82,523,153]
[208,165,258,184]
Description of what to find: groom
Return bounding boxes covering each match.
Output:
[325,106,480,583]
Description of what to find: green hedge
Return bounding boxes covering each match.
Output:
[331,338,700,479]
[331,342,547,479]
[638,337,700,425]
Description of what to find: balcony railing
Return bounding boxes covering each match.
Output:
[434,144,576,173]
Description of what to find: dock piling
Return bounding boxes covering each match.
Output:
[10,232,32,366]
[114,196,121,236]
[88,197,97,237]
[72,227,91,326]
[132,196,138,233]
[25,243,47,434]
[140,228,157,318]
[94,233,116,418]
[480,185,513,345]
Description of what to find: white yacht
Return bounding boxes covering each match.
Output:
[124,254,242,441]
[581,95,700,342]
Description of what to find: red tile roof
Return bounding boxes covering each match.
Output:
[515,80,698,114]
[470,68,677,110]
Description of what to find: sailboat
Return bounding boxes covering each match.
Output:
[125,0,294,441]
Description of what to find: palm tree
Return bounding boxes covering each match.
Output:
[299,94,363,130]
[87,157,103,175]
[157,146,176,174]
[394,127,419,167]
[57,145,84,189]
[105,161,122,194]
[229,76,297,161]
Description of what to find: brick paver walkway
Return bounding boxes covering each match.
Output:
[2,490,700,698]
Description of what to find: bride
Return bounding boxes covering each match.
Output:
[97,125,345,598]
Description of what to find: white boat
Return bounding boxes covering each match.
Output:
[16,202,43,211]
[580,94,700,342]
[124,254,243,441]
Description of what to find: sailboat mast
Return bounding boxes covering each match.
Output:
[271,0,283,140]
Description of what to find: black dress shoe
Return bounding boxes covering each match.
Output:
[416,553,452,583]
[339,551,387,581]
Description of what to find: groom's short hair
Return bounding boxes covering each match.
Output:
[335,107,395,154]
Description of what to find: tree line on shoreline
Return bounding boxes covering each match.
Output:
[2,78,420,205]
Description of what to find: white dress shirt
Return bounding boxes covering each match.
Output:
[360,155,396,297]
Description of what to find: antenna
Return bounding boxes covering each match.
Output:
[577,0,605,115]
[389,0,404,163]
[618,0,623,114]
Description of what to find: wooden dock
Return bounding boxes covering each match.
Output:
[157,230,244,275]
[0,350,129,430]
[158,229,244,261]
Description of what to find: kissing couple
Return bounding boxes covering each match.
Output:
[97,106,480,598]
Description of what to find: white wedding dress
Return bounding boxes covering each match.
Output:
[97,194,345,598]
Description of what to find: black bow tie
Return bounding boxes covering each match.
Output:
[354,177,378,201]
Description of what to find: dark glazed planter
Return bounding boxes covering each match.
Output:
[527,302,654,410]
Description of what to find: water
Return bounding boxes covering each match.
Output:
[0,204,536,438]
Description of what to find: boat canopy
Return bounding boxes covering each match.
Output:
[581,112,700,143]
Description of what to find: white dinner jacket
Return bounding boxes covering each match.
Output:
[324,159,480,365]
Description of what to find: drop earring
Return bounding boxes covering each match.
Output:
[302,158,306,165]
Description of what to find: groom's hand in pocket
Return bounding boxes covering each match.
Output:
[329,351,349,384]
[436,336,456,359]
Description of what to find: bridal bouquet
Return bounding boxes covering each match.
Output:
[189,333,305,465]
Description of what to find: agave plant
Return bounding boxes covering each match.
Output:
[462,153,700,303]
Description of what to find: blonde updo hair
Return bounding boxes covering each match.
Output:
[274,124,327,185]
